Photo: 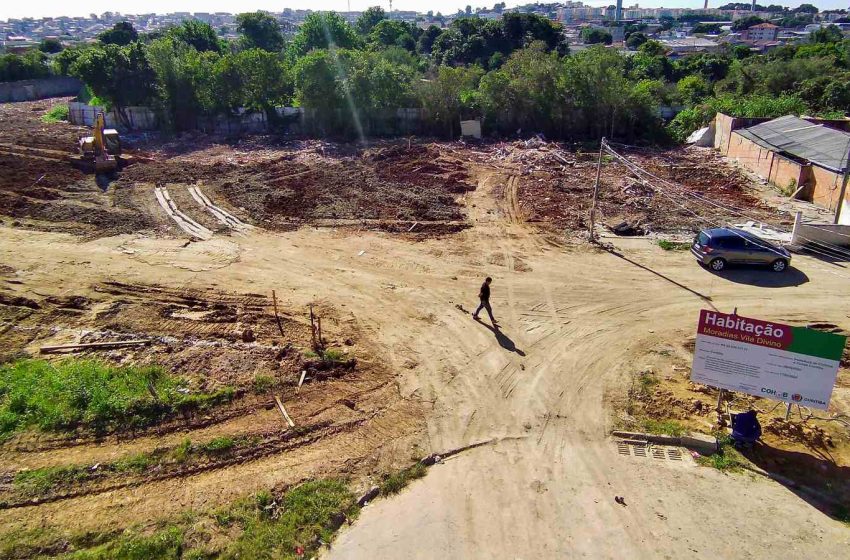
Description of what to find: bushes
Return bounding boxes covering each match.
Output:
[0,51,50,82]
[41,104,70,123]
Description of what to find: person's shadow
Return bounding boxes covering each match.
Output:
[474,317,526,356]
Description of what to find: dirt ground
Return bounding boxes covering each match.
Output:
[0,98,849,558]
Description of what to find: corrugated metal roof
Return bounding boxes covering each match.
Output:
[741,115,850,173]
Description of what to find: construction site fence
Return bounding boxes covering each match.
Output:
[67,102,425,136]
[0,77,82,103]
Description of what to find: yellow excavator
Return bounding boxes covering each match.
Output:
[73,112,120,173]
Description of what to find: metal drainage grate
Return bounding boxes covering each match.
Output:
[615,441,686,463]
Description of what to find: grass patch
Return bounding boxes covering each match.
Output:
[252,375,275,394]
[0,359,234,437]
[696,435,747,472]
[303,349,347,363]
[217,480,358,559]
[64,526,184,560]
[13,465,91,497]
[379,462,427,495]
[201,437,235,454]
[115,453,155,474]
[41,105,69,123]
[657,240,692,251]
[172,438,192,463]
[636,371,659,397]
[640,418,688,438]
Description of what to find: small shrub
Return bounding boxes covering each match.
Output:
[252,375,275,394]
[201,437,235,454]
[657,240,691,251]
[697,435,747,472]
[380,462,427,495]
[116,453,154,473]
[41,104,69,123]
[636,371,659,396]
[172,438,192,463]
[321,349,345,362]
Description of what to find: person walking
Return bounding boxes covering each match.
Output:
[473,277,496,325]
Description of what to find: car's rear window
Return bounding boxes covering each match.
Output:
[698,232,710,245]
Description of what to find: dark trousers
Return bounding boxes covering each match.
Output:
[474,299,494,321]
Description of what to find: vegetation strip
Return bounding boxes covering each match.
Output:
[0,359,234,439]
[0,418,372,509]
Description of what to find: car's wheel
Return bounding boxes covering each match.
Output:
[772,258,788,272]
[709,258,726,271]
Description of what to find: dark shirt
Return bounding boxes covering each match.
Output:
[479,281,490,301]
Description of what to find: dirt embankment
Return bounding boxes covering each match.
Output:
[0,280,426,533]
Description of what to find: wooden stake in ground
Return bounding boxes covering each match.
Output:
[309,305,317,350]
[317,317,323,350]
[271,290,284,336]
[297,370,307,393]
[274,395,295,428]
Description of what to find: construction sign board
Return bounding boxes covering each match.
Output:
[691,310,846,410]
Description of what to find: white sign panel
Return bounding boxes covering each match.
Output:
[691,310,846,410]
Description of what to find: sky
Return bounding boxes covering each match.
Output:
[1,0,846,21]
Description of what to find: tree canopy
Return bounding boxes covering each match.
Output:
[236,11,285,52]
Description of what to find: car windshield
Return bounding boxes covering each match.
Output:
[698,232,710,245]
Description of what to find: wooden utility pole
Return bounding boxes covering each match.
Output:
[589,137,606,242]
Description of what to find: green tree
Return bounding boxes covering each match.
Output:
[38,38,63,54]
[417,25,443,55]
[731,16,765,31]
[796,3,818,14]
[236,11,285,52]
[416,65,483,137]
[478,42,564,137]
[0,51,50,82]
[294,49,346,133]
[356,6,386,36]
[691,23,722,34]
[561,46,643,140]
[98,22,138,46]
[53,46,86,75]
[70,42,154,110]
[344,50,416,133]
[289,12,359,57]
[168,20,224,53]
[625,32,648,50]
[368,20,417,51]
[638,40,667,57]
[146,37,218,131]
[580,28,612,45]
[810,25,843,45]
[677,75,711,105]
[230,49,292,115]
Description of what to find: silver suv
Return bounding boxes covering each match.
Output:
[691,227,791,273]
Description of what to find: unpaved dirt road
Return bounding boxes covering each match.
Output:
[2,165,849,557]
